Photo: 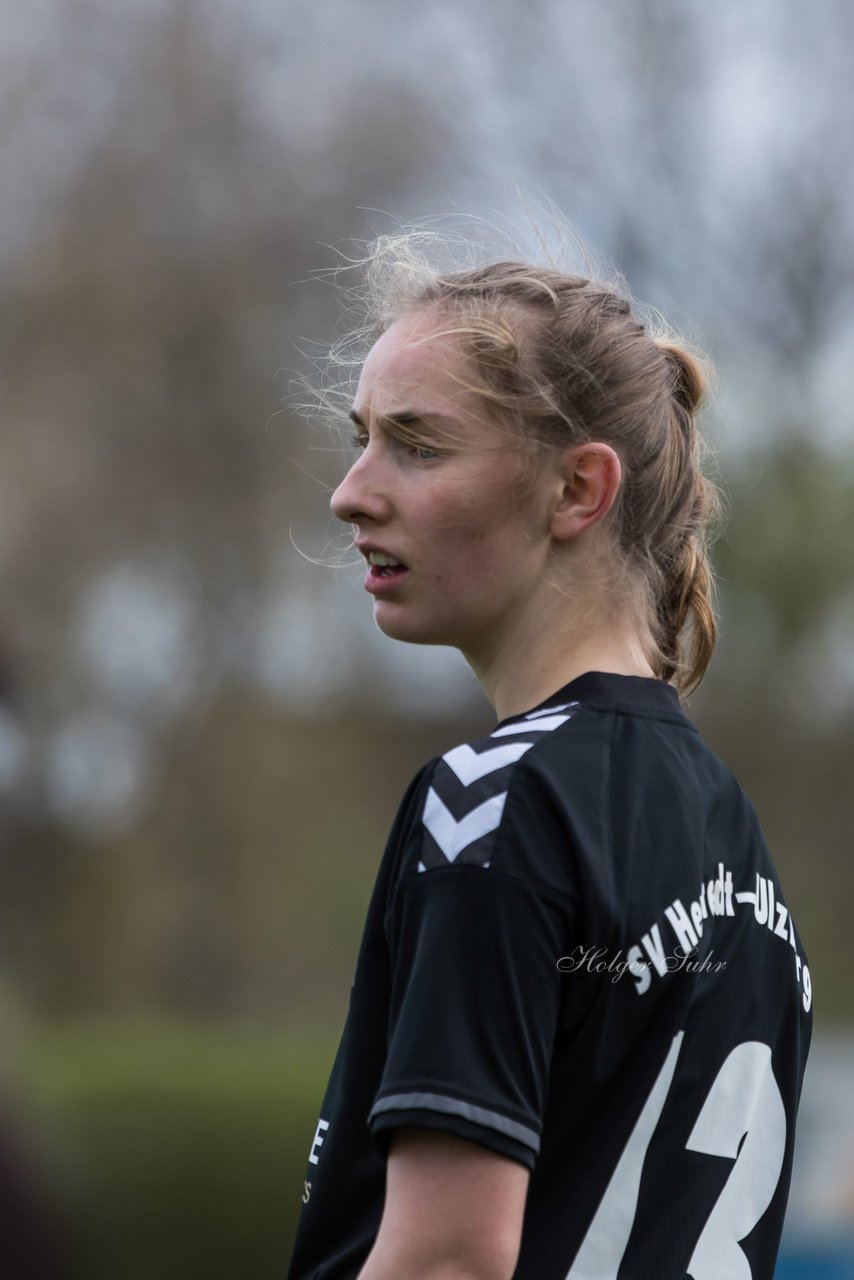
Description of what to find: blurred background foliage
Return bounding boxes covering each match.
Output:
[1,0,852,1273]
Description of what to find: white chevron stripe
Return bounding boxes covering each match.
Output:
[491,712,571,738]
[442,741,534,785]
[422,786,508,863]
[525,700,578,720]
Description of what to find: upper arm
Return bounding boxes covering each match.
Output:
[361,743,575,1278]
[359,1128,530,1280]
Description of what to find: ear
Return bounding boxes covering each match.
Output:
[549,443,622,541]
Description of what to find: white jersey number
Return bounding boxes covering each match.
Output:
[566,1035,786,1280]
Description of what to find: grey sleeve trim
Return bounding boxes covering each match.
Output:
[369,1091,540,1154]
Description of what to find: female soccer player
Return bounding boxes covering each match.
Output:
[287,238,812,1280]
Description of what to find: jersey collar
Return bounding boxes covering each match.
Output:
[495,670,688,730]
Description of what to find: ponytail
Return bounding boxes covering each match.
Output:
[651,340,721,694]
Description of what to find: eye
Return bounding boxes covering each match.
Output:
[411,444,440,461]
[350,432,369,451]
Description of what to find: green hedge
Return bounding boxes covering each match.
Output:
[20,1022,337,1280]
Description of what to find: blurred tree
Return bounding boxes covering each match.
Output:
[0,0,850,1027]
[0,0,464,1019]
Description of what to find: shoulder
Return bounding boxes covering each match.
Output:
[390,700,594,897]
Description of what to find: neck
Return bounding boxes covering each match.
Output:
[466,609,658,723]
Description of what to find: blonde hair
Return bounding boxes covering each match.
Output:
[321,230,723,695]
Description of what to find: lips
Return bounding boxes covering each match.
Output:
[354,542,409,596]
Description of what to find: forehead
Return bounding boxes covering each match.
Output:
[355,313,479,420]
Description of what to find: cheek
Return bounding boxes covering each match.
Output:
[454,470,525,529]
[417,460,540,573]
[432,527,525,593]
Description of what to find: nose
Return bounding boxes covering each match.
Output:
[330,449,391,527]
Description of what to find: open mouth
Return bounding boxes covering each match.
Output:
[367,552,408,576]
[365,551,409,587]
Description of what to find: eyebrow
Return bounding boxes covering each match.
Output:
[348,408,457,432]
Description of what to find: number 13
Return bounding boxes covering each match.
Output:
[567,1034,787,1279]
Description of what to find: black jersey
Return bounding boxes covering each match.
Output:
[287,671,812,1280]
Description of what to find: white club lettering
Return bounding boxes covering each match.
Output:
[664,898,699,953]
[774,903,789,940]
[753,874,771,926]
[627,944,651,995]
[640,924,667,977]
[308,1118,330,1166]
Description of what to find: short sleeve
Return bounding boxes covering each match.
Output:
[368,854,572,1170]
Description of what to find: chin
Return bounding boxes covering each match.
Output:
[373,607,461,648]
